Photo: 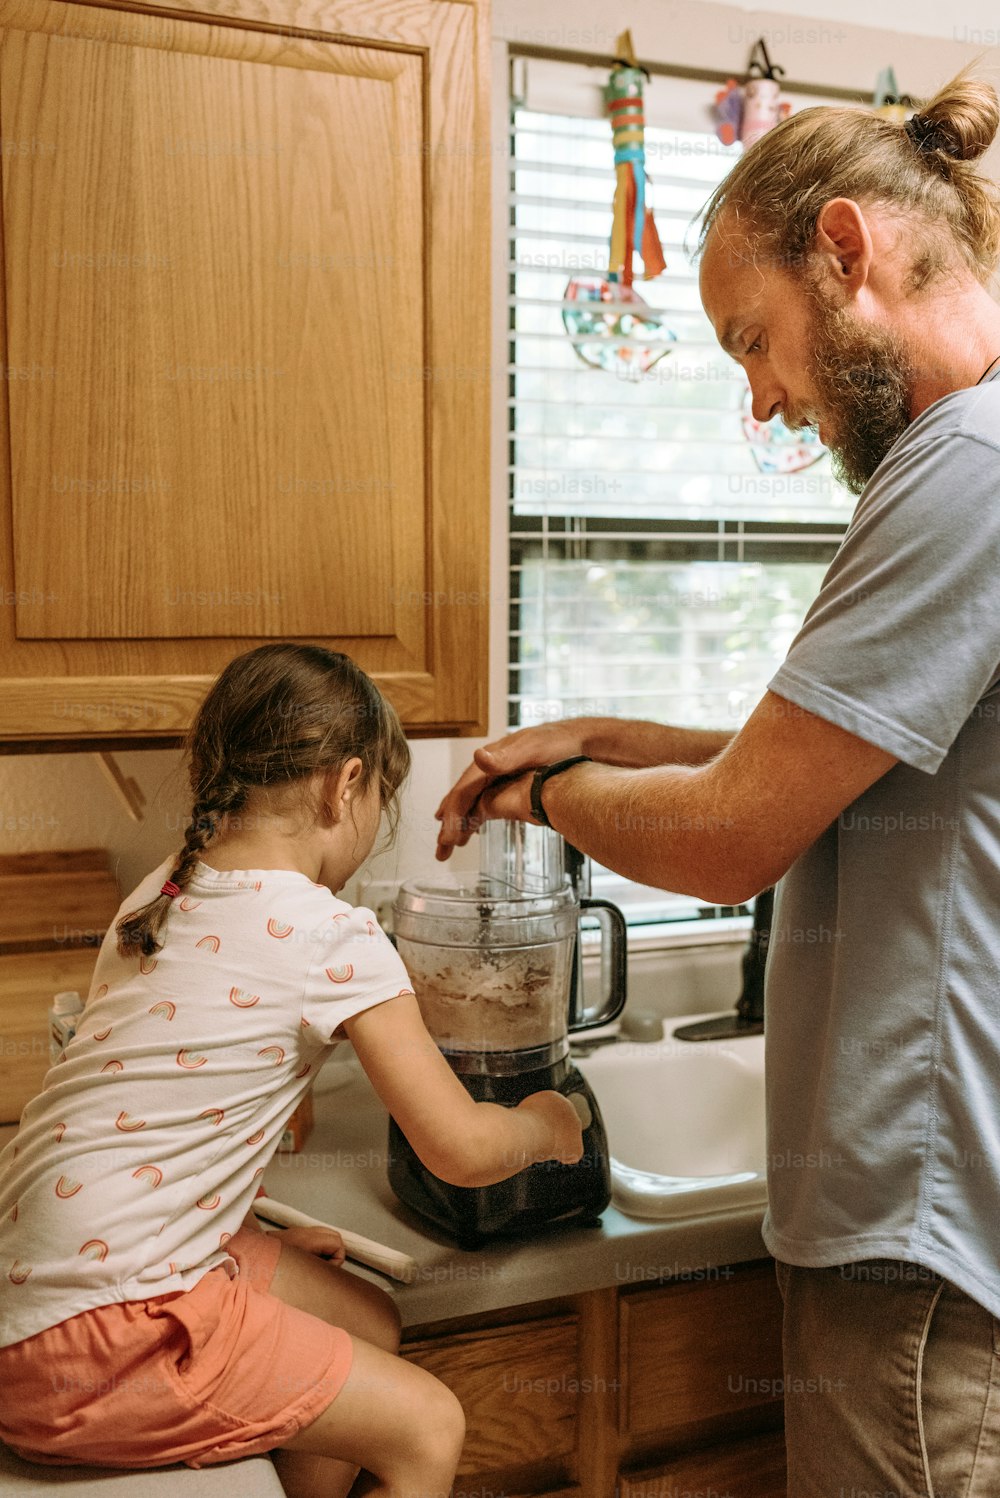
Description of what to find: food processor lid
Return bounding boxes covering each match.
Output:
[393,873,578,923]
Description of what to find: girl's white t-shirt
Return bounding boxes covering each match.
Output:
[0,857,414,1348]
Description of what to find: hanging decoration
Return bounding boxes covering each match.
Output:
[713,40,823,474]
[740,388,825,476]
[873,66,914,123]
[562,31,675,380]
[713,38,791,150]
[603,30,666,287]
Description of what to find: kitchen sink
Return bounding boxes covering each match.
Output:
[574,1011,767,1220]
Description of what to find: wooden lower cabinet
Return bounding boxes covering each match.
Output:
[401,1260,787,1498]
[621,1428,787,1498]
[405,1314,581,1495]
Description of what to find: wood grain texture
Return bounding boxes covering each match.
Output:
[0,947,102,1121]
[0,848,111,875]
[0,0,490,736]
[0,669,438,740]
[575,1286,620,1498]
[404,1314,580,1481]
[621,1262,785,1439]
[621,1427,787,1498]
[6,24,422,642]
[0,848,120,953]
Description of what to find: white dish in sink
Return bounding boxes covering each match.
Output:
[574,1012,767,1219]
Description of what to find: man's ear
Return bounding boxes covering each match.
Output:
[811,197,872,299]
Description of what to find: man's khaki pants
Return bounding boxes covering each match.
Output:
[775,1258,1000,1498]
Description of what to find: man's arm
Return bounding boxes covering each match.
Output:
[438,691,898,904]
[434,717,734,859]
[570,717,734,769]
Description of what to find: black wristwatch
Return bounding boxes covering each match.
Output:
[530,756,592,828]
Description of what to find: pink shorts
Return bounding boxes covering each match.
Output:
[0,1224,353,1469]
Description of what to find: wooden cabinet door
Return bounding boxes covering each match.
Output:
[405,1314,581,1494]
[0,0,489,742]
[621,1428,787,1498]
[621,1261,785,1444]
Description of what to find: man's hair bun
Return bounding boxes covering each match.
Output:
[916,69,1000,162]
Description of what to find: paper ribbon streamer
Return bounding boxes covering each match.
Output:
[562,31,673,378]
[603,30,666,286]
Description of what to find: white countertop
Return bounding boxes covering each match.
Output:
[260,1066,770,1327]
[0,1066,770,1331]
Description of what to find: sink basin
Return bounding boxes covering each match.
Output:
[574,1012,767,1220]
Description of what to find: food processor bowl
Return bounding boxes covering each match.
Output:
[392,877,580,1069]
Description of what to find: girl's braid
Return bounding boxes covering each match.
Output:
[167,777,248,892]
[115,776,247,959]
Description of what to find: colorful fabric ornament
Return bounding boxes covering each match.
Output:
[713,41,814,471]
[713,39,791,149]
[714,80,744,147]
[562,30,673,378]
[740,386,825,475]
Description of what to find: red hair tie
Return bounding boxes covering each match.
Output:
[160,881,181,899]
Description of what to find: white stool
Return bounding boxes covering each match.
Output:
[0,1443,285,1496]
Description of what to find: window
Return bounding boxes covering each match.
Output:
[507,62,854,929]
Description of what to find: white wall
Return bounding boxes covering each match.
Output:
[700,0,998,44]
[2,0,997,903]
[0,739,482,901]
[495,0,1000,80]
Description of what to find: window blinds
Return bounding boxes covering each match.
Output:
[506,62,856,925]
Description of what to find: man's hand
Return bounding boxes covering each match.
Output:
[434,722,589,859]
[434,716,736,860]
[437,691,900,904]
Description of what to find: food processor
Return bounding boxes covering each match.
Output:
[387,822,627,1246]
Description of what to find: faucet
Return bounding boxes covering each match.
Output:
[672,887,773,1042]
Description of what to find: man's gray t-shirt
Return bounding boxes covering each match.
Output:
[763,368,1000,1317]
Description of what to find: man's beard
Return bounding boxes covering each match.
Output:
[799,292,917,496]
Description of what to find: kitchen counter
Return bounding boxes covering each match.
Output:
[261,1062,770,1328]
[0,1061,770,1332]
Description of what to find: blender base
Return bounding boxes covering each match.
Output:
[387,1059,612,1249]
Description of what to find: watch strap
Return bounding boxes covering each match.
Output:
[530,755,592,828]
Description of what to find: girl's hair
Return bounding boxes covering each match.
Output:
[696,67,1000,290]
[117,644,410,959]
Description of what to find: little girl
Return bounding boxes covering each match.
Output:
[0,643,583,1498]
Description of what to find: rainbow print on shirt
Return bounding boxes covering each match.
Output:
[132,1165,163,1189]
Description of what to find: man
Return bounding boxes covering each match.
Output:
[435,70,1000,1497]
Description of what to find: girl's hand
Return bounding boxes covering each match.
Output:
[275,1225,347,1267]
[516,1090,585,1166]
[346,994,584,1187]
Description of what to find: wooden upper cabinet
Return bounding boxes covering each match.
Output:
[0,0,489,742]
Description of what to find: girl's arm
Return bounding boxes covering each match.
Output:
[342,993,584,1188]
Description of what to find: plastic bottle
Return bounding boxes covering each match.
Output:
[49,989,84,1065]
